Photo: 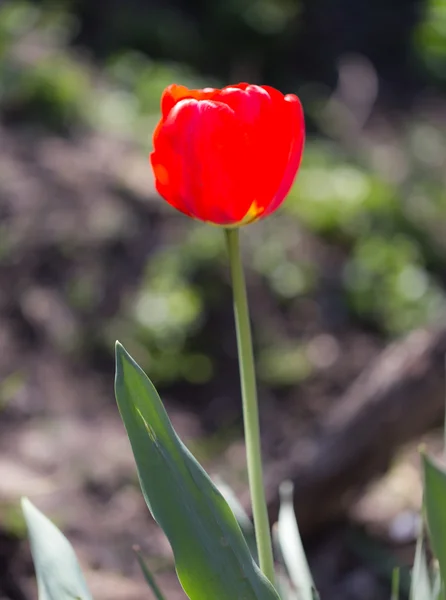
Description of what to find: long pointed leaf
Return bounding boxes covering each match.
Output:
[272,525,299,600]
[277,481,318,600]
[423,453,446,593]
[433,568,443,600]
[410,531,432,600]
[392,567,400,600]
[22,498,92,600]
[114,342,280,600]
[133,546,167,600]
[214,477,258,561]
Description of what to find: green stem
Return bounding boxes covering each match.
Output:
[225,227,276,586]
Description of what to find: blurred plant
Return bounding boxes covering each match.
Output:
[0,1,92,131]
[415,0,446,82]
[121,225,225,385]
[346,235,446,334]
[285,138,446,334]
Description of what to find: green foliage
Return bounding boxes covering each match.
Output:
[415,0,446,80]
[286,143,446,335]
[276,482,318,600]
[22,498,93,600]
[114,342,280,600]
[0,1,91,131]
[124,225,225,384]
[393,452,446,600]
[0,371,24,410]
[391,568,400,600]
[0,501,28,538]
[346,235,446,333]
[22,351,446,600]
[258,345,312,386]
[18,56,91,130]
[134,546,167,600]
[422,453,446,597]
[410,532,434,600]
[22,345,318,600]
[215,478,258,561]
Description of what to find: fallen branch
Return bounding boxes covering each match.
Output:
[265,327,446,534]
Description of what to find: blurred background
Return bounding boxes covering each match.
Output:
[1,0,446,598]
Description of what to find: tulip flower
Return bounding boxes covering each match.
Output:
[150,82,306,590]
[150,83,305,226]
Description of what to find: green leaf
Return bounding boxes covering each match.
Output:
[277,481,318,600]
[271,527,299,600]
[21,498,92,600]
[391,567,400,600]
[423,453,446,594]
[114,342,280,600]
[214,477,258,562]
[274,571,299,600]
[410,531,432,600]
[133,546,167,600]
[433,568,443,600]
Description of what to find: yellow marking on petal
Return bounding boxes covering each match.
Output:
[239,200,265,225]
[204,200,264,228]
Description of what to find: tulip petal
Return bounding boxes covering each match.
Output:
[152,98,255,224]
[244,86,293,215]
[263,94,305,216]
[214,85,269,125]
[161,84,219,120]
[151,102,195,217]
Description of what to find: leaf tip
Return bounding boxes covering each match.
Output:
[279,480,294,504]
[21,496,36,521]
[115,341,138,371]
[115,341,130,382]
[115,340,126,361]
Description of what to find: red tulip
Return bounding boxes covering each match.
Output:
[150,83,305,226]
